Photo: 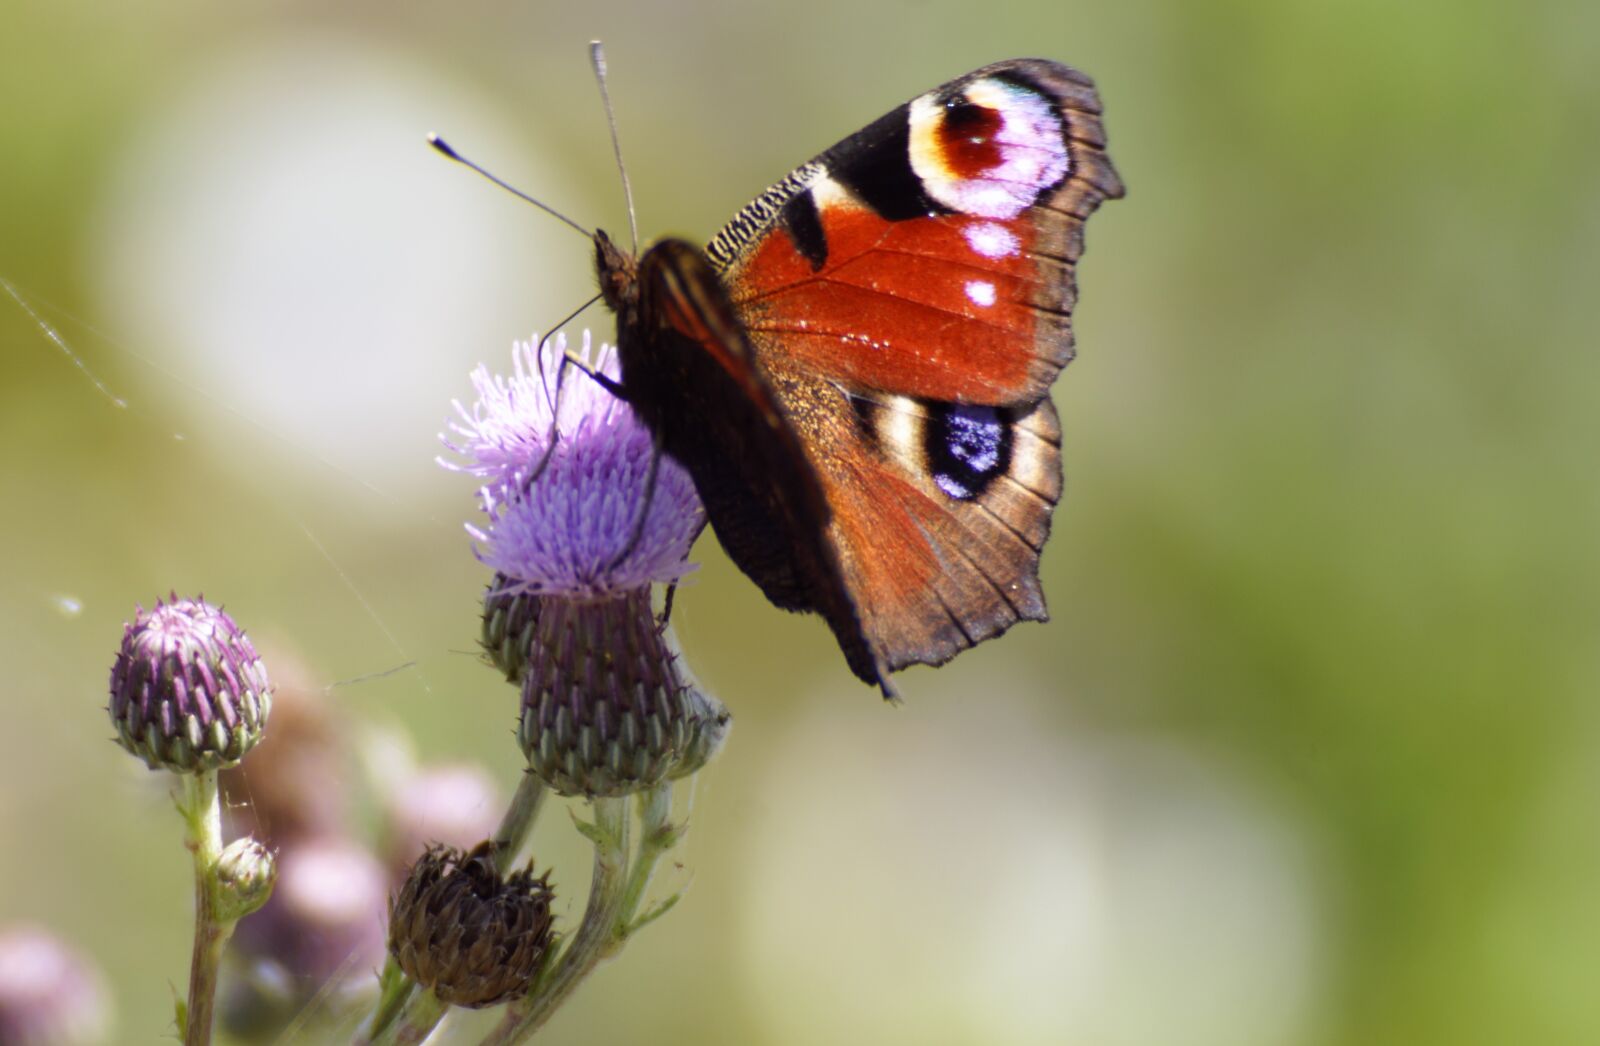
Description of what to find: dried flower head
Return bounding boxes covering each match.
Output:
[108,596,271,773]
[388,843,554,1009]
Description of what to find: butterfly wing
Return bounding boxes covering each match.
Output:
[619,240,890,689]
[622,59,1120,693]
[710,58,1122,405]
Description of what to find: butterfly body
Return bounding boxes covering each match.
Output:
[597,59,1123,696]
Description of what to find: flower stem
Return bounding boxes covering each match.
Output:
[615,783,676,938]
[492,771,548,874]
[385,988,450,1046]
[353,959,416,1046]
[177,769,230,1046]
[480,797,631,1045]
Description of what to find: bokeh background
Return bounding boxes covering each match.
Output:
[3,1,1597,1043]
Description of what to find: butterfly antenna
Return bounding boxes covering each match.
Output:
[427,133,593,240]
[589,41,639,255]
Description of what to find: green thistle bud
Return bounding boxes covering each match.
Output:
[517,590,730,797]
[388,843,554,1009]
[215,838,277,923]
[108,596,272,773]
[481,574,540,683]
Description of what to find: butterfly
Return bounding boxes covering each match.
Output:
[595,58,1122,698]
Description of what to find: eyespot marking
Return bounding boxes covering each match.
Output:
[936,98,1005,178]
[925,403,1012,501]
[908,77,1070,219]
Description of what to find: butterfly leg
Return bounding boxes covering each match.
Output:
[548,339,626,402]
[509,338,632,501]
[657,583,677,632]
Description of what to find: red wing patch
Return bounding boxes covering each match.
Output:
[730,206,1047,403]
[709,58,1121,409]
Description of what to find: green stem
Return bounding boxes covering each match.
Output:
[493,771,548,874]
[615,783,675,938]
[481,797,631,1045]
[178,769,230,1046]
[354,959,415,1046]
[385,988,451,1046]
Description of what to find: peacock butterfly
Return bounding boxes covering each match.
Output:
[594,58,1122,698]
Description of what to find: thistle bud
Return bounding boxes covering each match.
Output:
[518,591,731,797]
[481,575,540,683]
[216,837,277,923]
[108,596,271,773]
[388,843,554,1009]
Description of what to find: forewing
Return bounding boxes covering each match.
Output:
[709,58,1122,407]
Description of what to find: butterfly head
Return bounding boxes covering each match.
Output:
[593,229,640,314]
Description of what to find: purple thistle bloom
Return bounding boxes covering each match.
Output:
[442,330,728,797]
[440,331,704,598]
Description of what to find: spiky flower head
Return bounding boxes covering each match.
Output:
[441,330,703,598]
[480,572,541,684]
[388,843,554,1009]
[442,332,730,796]
[108,596,271,773]
[518,591,731,796]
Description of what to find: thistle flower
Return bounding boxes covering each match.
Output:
[440,330,702,597]
[517,590,731,796]
[442,332,730,797]
[388,843,554,1009]
[108,596,271,773]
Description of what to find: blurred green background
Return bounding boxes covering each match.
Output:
[3,1,1598,1043]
